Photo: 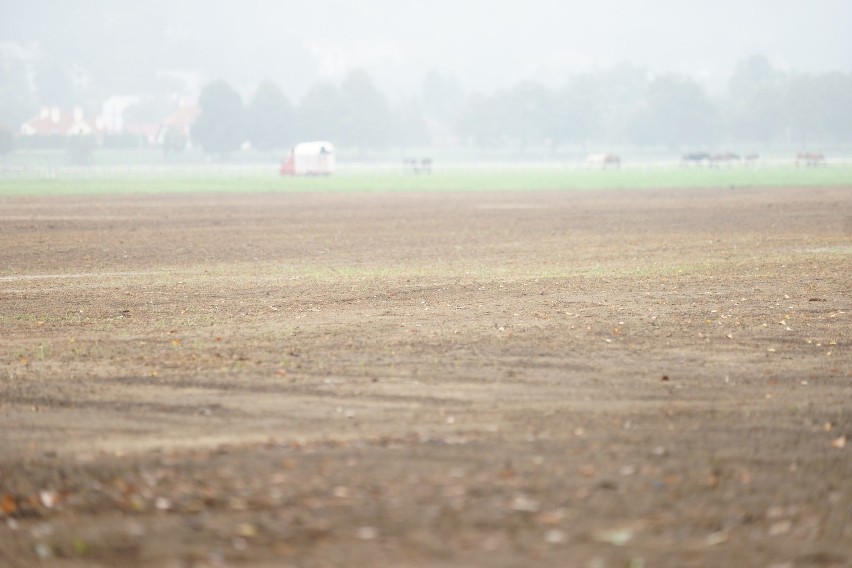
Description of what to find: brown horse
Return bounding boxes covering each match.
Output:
[586,153,621,169]
[796,152,825,167]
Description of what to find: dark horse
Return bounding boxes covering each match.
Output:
[682,152,712,165]
[710,152,740,167]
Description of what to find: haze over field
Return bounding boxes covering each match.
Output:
[3,0,852,158]
[3,0,852,99]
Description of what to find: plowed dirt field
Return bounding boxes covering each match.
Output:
[1,186,850,567]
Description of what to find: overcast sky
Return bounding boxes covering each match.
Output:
[3,0,852,100]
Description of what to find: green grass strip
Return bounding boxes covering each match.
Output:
[1,166,850,196]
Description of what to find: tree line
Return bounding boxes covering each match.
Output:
[2,55,851,158]
[194,56,852,158]
[193,69,432,158]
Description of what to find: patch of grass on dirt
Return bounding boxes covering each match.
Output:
[188,258,750,283]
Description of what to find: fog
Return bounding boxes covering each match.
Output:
[4,0,851,99]
[3,0,852,157]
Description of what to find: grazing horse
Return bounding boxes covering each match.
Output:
[796,152,825,167]
[710,152,740,167]
[586,153,621,169]
[682,152,712,166]
[403,158,434,174]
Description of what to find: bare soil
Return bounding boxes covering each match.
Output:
[1,186,850,568]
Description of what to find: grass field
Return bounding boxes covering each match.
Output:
[2,164,851,196]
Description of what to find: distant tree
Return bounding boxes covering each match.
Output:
[628,74,716,148]
[0,63,36,128]
[787,75,825,147]
[192,80,245,158]
[819,72,852,145]
[597,63,651,109]
[724,55,787,146]
[161,126,188,157]
[726,82,787,147]
[457,66,648,150]
[455,93,504,148]
[498,81,554,150]
[339,69,392,151]
[421,70,465,123]
[578,64,649,144]
[246,81,293,151]
[728,55,779,102]
[66,134,96,164]
[390,99,430,149]
[548,79,601,148]
[624,102,657,148]
[0,125,15,155]
[298,82,347,141]
[293,70,391,151]
[787,72,852,147]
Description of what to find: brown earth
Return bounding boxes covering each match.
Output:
[0,185,850,567]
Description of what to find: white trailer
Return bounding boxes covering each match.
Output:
[281,141,335,176]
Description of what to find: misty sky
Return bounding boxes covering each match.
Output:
[3,0,852,100]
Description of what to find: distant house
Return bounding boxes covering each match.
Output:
[100,96,186,146]
[20,107,102,138]
[157,105,200,148]
[100,96,141,134]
